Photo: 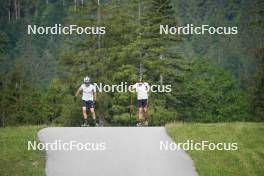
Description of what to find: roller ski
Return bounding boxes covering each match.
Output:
[94,121,99,127]
[81,119,99,127]
[81,123,99,127]
[136,122,143,127]
[81,120,90,127]
[144,120,149,126]
[136,120,149,127]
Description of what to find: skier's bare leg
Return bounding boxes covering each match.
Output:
[90,108,96,120]
[90,108,98,126]
[137,107,144,126]
[143,107,149,126]
[82,107,89,126]
[82,107,88,120]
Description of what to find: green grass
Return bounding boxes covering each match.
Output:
[0,126,46,176]
[166,122,264,176]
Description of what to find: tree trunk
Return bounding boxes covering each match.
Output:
[97,0,101,49]
[74,0,77,12]
[159,55,163,84]
[35,7,38,17]
[160,74,163,85]
[8,8,11,22]
[14,0,18,20]
[8,1,11,22]
[138,0,141,22]
[18,0,20,19]
[139,62,143,80]
[138,0,143,80]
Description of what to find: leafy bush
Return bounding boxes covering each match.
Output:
[112,113,136,126]
[177,59,249,122]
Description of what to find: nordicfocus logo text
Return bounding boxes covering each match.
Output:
[27,24,105,35]
[160,24,238,35]
[160,140,238,151]
[94,82,172,93]
[28,140,106,151]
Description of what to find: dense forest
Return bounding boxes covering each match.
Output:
[0,0,263,126]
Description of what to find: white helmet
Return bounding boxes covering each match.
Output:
[84,76,91,84]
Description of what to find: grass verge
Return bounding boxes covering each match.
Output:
[0,126,46,176]
[166,122,264,176]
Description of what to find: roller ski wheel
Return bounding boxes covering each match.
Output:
[136,122,143,127]
[81,122,90,127]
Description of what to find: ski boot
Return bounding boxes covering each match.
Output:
[81,120,89,127]
[136,122,143,127]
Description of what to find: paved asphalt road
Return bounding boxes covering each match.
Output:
[38,127,197,176]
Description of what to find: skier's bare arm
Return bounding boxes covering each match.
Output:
[75,88,81,97]
[130,84,136,91]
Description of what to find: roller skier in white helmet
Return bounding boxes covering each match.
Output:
[74,76,98,127]
[131,77,150,126]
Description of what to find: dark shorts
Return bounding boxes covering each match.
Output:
[138,99,148,108]
[82,100,94,109]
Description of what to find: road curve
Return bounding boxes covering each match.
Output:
[38,127,197,176]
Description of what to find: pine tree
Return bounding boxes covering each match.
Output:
[137,0,187,124]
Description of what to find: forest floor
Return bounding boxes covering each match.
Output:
[166,122,264,176]
[0,126,46,176]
